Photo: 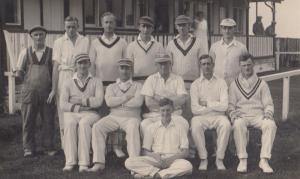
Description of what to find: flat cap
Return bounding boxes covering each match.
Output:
[29,25,47,34]
[155,53,171,63]
[118,58,133,66]
[220,18,236,27]
[74,53,90,63]
[175,15,192,25]
[138,16,154,26]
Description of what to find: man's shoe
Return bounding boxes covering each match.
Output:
[259,159,274,173]
[198,159,208,171]
[63,165,75,172]
[88,163,105,172]
[46,150,57,156]
[113,148,126,158]
[24,151,34,158]
[79,166,89,173]
[237,159,247,173]
[216,159,226,170]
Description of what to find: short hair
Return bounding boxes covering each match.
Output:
[101,12,116,22]
[159,98,174,107]
[239,53,254,63]
[196,11,204,17]
[64,16,79,24]
[199,54,214,63]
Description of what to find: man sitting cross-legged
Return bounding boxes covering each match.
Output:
[228,53,277,173]
[89,58,143,172]
[140,53,189,135]
[190,55,231,170]
[125,98,193,179]
[60,53,104,172]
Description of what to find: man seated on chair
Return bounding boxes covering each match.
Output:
[60,53,104,172]
[140,52,189,134]
[190,54,231,171]
[228,53,277,173]
[125,98,193,179]
[89,58,143,172]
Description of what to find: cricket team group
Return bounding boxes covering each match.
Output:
[14,11,277,178]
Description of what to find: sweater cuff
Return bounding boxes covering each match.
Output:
[82,98,90,107]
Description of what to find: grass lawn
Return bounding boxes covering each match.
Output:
[1,75,300,179]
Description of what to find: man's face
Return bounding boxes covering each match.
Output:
[157,61,171,77]
[30,30,46,46]
[65,21,78,38]
[102,15,116,33]
[75,60,90,74]
[240,59,254,78]
[138,23,153,37]
[199,58,214,77]
[221,26,235,39]
[160,104,173,123]
[176,23,190,36]
[118,65,132,81]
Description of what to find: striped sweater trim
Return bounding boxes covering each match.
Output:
[98,36,120,48]
[235,78,262,100]
[136,40,154,53]
[173,37,196,56]
[74,77,92,92]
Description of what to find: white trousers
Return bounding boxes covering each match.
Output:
[125,156,192,178]
[92,115,141,164]
[63,112,99,166]
[233,116,277,159]
[141,114,189,136]
[191,115,231,159]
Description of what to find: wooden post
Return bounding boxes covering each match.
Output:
[282,76,290,121]
[275,52,280,71]
[4,72,16,114]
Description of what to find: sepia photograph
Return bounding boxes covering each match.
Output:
[0,0,300,178]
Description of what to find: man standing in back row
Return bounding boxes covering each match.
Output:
[51,16,90,149]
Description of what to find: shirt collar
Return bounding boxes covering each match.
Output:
[101,33,117,42]
[156,72,176,81]
[199,74,217,82]
[221,37,237,47]
[116,78,133,85]
[158,119,176,128]
[175,33,194,40]
[238,72,258,86]
[32,46,46,53]
[72,72,93,81]
[137,34,155,42]
[63,32,83,41]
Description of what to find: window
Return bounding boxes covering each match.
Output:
[84,0,137,28]
[4,0,22,25]
[233,7,244,34]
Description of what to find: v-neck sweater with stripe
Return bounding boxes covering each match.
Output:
[60,76,104,113]
[166,37,207,81]
[127,39,164,77]
[228,74,274,118]
[90,37,127,82]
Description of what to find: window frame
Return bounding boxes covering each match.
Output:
[3,0,24,29]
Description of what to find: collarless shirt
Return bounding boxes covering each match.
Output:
[143,119,189,156]
[190,74,228,116]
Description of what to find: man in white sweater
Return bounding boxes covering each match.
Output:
[190,55,231,171]
[228,54,277,173]
[60,53,104,172]
[89,58,143,172]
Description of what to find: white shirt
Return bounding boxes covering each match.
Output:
[143,119,189,156]
[53,33,89,68]
[72,72,93,88]
[209,38,248,85]
[141,72,187,112]
[190,74,228,116]
[137,35,156,50]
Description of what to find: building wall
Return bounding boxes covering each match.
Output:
[43,0,64,31]
[24,0,41,29]
[70,0,83,31]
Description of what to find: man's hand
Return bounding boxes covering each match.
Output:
[125,94,135,101]
[230,110,242,123]
[199,100,207,107]
[47,90,56,104]
[69,97,82,105]
[161,157,173,169]
[264,112,273,120]
[153,94,163,101]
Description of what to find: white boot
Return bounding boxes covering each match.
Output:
[198,159,208,171]
[237,158,247,173]
[259,158,274,173]
[216,159,226,170]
